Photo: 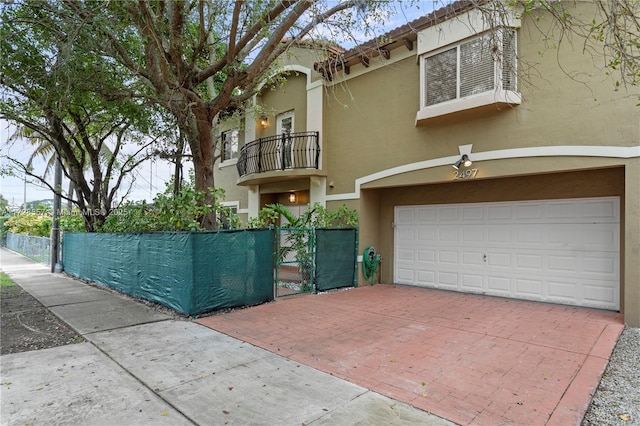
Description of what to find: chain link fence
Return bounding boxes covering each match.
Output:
[6,232,51,265]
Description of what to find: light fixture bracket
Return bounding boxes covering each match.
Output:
[453,154,472,170]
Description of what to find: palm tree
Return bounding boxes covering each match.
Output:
[10,127,113,213]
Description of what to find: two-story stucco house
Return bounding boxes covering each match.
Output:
[214,1,640,326]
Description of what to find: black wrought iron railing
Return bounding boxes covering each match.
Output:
[237,131,320,178]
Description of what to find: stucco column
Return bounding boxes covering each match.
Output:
[625,160,640,327]
[247,185,260,219]
[245,96,257,142]
[309,176,326,207]
[306,81,323,170]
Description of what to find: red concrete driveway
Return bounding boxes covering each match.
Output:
[196,284,623,425]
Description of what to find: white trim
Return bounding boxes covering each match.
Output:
[418,27,521,120]
[307,84,323,169]
[220,202,248,216]
[247,185,260,219]
[258,64,313,92]
[220,200,240,210]
[309,176,327,207]
[416,90,522,123]
[326,144,640,201]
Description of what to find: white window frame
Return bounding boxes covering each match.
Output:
[218,201,239,229]
[220,129,239,165]
[219,201,239,215]
[276,111,295,169]
[417,28,521,123]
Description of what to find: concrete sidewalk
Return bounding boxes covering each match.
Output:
[0,249,453,426]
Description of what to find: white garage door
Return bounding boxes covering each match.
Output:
[394,197,620,310]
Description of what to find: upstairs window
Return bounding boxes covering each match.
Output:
[221,129,239,162]
[417,28,519,122]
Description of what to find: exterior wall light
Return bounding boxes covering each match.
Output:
[288,192,297,204]
[260,116,268,128]
[453,154,472,170]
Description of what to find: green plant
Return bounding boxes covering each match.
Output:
[256,203,358,289]
[97,184,241,233]
[0,215,11,239]
[60,212,87,233]
[0,272,16,287]
[314,204,358,228]
[247,203,358,229]
[4,212,51,237]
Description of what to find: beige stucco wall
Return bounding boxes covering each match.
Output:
[215,72,310,215]
[214,4,639,325]
[624,162,640,326]
[257,73,308,138]
[278,46,325,85]
[321,6,639,325]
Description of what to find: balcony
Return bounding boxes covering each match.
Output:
[237,131,320,182]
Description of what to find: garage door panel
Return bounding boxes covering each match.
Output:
[394,197,620,310]
[515,279,544,297]
[462,206,484,220]
[438,207,459,221]
[397,228,414,242]
[488,228,512,243]
[516,203,544,219]
[487,252,511,268]
[516,254,543,270]
[583,199,617,219]
[462,227,484,242]
[417,207,436,221]
[396,268,415,282]
[397,249,414,261]
[417,270,435,285]
[396,209,416,223]
[488,205,511,220]
[583,256,617,275]
[487,276,511,293]
[417,250,436,263]
[583,228,618,248]
[438,228,459,242]
[438,272,458,288]
[462,251,484,266]
[583,283,617,305]
[438,250,458,264]
[547,202,578,218]
[516,229,544,244]
[462,274,483,290]
[417,228,436,242]
[547,256,577,273]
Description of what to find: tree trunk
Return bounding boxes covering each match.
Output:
[190,107,217,230]
[172,135,185,196]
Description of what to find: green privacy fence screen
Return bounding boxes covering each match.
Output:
[62,230,274,316]
[315,228,358,292]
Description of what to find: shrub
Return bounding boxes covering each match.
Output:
[247,203,358,229]
[4,212,52,237]
[98,186,241,233]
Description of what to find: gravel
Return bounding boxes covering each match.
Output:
[583,326,640,426]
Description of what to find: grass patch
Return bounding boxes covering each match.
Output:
[0,272,16,287]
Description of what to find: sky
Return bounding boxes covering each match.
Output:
[0,1,442,209]
[0,122,174,208]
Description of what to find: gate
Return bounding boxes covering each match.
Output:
[275,227,315,297]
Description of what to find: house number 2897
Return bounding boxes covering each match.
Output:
[453,169,478,179]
